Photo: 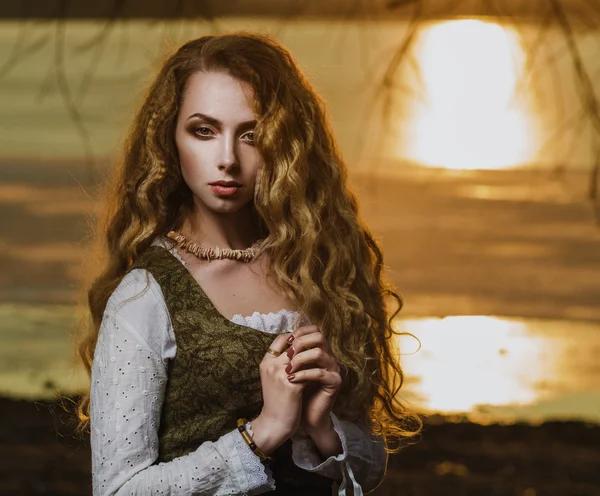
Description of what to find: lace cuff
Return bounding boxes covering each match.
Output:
[221,429,276,495]
[290,413,347,478]
[290,414,367,496]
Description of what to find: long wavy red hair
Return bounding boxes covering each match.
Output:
[76,32,422,452]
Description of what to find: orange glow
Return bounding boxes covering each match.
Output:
[396,316,600,423]
[404,20,535,170]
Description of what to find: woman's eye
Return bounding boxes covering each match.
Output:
[194,126,213,137]
[242,132,255,144]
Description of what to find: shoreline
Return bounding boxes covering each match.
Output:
[2,396,599,495]
[3,304,600,426]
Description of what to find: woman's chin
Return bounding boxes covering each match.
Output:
[193,196,253,215]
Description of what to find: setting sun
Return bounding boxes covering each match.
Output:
[404,19,535,170]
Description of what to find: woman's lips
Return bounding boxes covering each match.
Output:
[210,184,241,196]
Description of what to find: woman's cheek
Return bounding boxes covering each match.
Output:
[178,141,209,180]
[239,148,261,175]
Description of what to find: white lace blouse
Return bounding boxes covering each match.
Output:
[90,241,388,496]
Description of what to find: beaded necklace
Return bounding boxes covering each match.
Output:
[166,230,263,263]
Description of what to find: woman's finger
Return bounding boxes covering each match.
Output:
[289,332,330,356]
[286,347,337,374]
[264,332,293,361]
[287,368,342,390]
[291,324,321,340]
[289,324,334,355]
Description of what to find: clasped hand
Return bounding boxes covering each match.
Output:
[259,324,342,439]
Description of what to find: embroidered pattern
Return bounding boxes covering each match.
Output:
[131,246,333,493]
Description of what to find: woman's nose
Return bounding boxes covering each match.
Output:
[218,135,238,170]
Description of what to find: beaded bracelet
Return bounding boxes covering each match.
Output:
[237,418,272,463]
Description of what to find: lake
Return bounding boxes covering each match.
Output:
[2,302,599,424]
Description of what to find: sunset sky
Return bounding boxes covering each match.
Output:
[0,13,597,172]
[0,8,599,422]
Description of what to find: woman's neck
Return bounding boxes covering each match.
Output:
[182,203,261,250]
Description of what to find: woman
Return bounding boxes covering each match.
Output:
[77,32,421,495]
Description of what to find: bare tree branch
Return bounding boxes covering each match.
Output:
[550,0,600,137]
[3,0,600,221]
[352,0,423,184]
[54,0,95,175]
[590,140,600,223]
[519,3,553,93]
[549,0,600,205]
[0,22,50,82]
[75,18,117,105]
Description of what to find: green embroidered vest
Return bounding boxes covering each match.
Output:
[131,246,333,494]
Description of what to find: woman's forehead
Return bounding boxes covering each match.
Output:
[181,71,256,123]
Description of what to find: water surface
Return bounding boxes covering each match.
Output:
[397,315,600,424]
[3,303,598,424]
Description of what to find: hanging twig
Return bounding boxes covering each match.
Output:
[0,23,50,82]
[54,0,95,177]
[549,0,600,207]
[74,1,127,105]
[351,0,423,200]
[590,137,600,224]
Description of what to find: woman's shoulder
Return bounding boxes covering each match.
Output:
[105,236,177,315]
[105,268,169,326]
[103,268,175,359]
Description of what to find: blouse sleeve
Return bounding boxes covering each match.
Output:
[290,413,388,495]
[90,269,276,496]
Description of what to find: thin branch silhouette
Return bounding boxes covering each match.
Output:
[54,0,95,176]
[0,23,50,82]
[549,0,600,208]
[2,0,600,218]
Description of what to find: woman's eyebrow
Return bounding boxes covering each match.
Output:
[186,112,256,131]
[187,113,220,125]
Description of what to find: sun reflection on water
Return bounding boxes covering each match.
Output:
[395,316,600,423]
[1,305,599,423]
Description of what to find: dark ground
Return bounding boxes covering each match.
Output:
[1,397,599,496]
[2,165,600,494]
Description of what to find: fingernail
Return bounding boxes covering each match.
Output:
[287,374,295,381]
[286,346,295,358]
[285,363,292,374]
[287,335,295,344]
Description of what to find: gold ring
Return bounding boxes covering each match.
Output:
[266,348,281,357]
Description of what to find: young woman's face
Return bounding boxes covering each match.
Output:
[175,71,260,215]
